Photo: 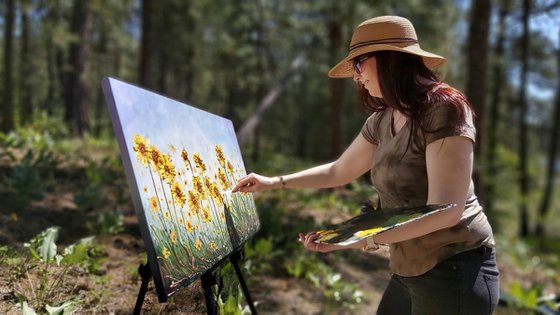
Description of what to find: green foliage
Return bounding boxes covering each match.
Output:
[87,210,124,235]
[216,262,254,315]
[0,128,59,210]
[0,245,33,282]
[217,285,254,315]
[24,112,71,140]
[506,281,541,309]
[74,158,117,211]
[16,227,106,313]
[285,247,364,309]
[25,227,59,263]
[243,237,279,274]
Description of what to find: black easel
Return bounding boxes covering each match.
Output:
[202,268,225,315]
[133,263,152,315]
[229,250,258,315]
[133,248,258,315]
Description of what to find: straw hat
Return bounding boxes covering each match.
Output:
[328,16,446,78]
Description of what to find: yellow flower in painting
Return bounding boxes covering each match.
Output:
[149,196,159,212]
[202,206,211,223]
[164,211,171,221]
[133,135,151,166]
[143,186,148,193]
[218,168,229,189]
[210,183,223,204]
[158,153,176,184]
[204,176,212,190]
[178,217,183,225]
[227,161,234,175]
[149,145,163,168]
[185,220,193,232]
[170,230,178,244]
[187,190,200,214]
[168,143,177,154]
[181,148,189,162]
[193,153,207,172]
[171,181,186,208]
[192,176,206,199]
[210,242,218,250]
[162,247,171,259]
[196,238,202,251]
[215,145,226,166]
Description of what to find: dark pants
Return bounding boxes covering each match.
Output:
[377,246,500,315]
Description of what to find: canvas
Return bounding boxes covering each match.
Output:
[316,203,454,245]
[102,78,260,302]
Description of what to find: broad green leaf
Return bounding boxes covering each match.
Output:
[224,294,238,313]
[61,243,88,265]
[21,301,37,315]
[39,227,58,263]
[46,300,77,315]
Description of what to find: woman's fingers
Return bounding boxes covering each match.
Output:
[300,231,324,252]
[232,174,257,192]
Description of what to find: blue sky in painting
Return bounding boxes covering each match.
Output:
[107,78,248,230]
[110,79,242,168]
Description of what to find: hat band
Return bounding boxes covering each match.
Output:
[349,38,418,52]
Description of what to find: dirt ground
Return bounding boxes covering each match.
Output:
[0,186,551,314]
[0,186,391,314]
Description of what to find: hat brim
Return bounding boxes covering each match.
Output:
[328,44,446,78]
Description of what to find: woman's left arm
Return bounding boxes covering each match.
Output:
[372,135,473,244]
[301,135,473,252]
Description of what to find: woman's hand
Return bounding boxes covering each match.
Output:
[298,231,362,253]
[232,172,280,193]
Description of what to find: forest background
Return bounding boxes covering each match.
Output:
[1,0,560,314]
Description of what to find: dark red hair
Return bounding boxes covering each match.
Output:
[357,51,474,148]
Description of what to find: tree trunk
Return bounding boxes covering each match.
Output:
[251,0,266,163]
[157,54,167,94]
[138,0,154,88]
[19,0,33,126]
[465,0,492,201]
[535,29,560,237]
[237,54,306,145]
[182,1,195,103]
[485,2,509,222]
[328,12,345,159]
[296,71,309,158]
[93,27,109,137]
[2,0,16,133]
[518,0,531,237]
[44,37,56,115]
[65,0,93,136]
[43,0,63,115]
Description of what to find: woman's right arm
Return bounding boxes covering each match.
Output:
[232,133,376,193]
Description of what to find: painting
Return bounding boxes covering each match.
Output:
[316,203,455,245]
[102,77,260,302]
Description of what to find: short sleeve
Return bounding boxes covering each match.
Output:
[361,113,380,145]
[423,103,476,145]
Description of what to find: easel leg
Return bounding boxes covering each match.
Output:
[133,263,152,315]
[201,271,219,315]
[230,250,258,315]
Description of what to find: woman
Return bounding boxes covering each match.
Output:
[233,16,499,314]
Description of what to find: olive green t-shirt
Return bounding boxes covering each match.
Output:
[361,102,495,277]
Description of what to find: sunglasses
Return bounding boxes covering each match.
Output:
[354,55,372,74]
